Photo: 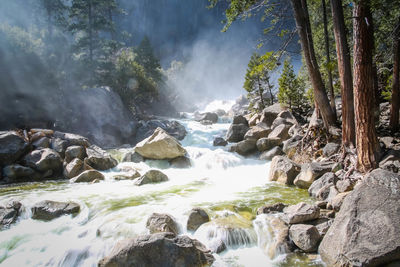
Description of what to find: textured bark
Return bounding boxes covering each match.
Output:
[353,0,379,173]
[390,20,400,132]
[291,0,336,128]
[330,0,355,147]
[322,0,336,117]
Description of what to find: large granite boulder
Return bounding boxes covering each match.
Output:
[0,131,29,166]
[294,161,335,189]
[267,124,291,142]
[268,156,300,185]
[319,169,400,266]
[226,124,249,143]
[308,172,336,201]
[244,125,271,140]
[283,202,320,224]
[256,137,282,152]
[63,158,84,179]
[135,170,169,186]
[136,120,187,143]
[23,148,62,173]
[70,170,105,183]
[135,128,187,160]
[229,139,257,156]
[187,208,210,232]
[0,201,22,229]
[146,213,179,235]
[257,202,287,215]
[85,145,118,170]
[53,131,90,147]
[259,104,284,127]
[213,137,227,147]
[232,115,249,125]
[98,232,214,267]
[64,146,86,163]
[259,146,284,161]
[289,224,321,252]
[196,112,219,124]
[2,164,36,181]
[31,200,80,221]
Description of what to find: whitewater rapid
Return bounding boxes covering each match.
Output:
[0,108,317,267]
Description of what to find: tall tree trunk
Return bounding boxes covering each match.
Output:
[353,0,379,173]
[390,19,400,132]
[291,0,336,128]
[267,80,274,104]
[108,6,116,41]
[330,0,355,147]
[322,0,336,117]
[258,78,265,109]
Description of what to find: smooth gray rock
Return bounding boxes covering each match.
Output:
[136,120,186,143]
[0,201,22,229]
[319,169,400,267]
[32,137,50,148]
[267,124,291,142]
[289,224,321,252]
[53,131,90,147]
[187,208,210,232]
[98,232,214,267]
[213,137,227,147]
[86,145,118,170]
[259,104,284,127]
[308,172,336,201]
[146,213,179,235]
[170,156,191,168]
[294,162,335,189]
[257,202,287,215]
[229,139,257,156]
[2,164,35,181]
[31,200,80,221]
[196,112,219,124]
[64,146,86,163]
[70,170,105,183]
[232,115,249,125]
[208,239,227,254]
[268,156,300,185]
[135,170,168,186]
[122,151,143,163]
[64,158,84,179]
[282,135,302,158]
[283,202,320,224]
[259,146,284,161]
[23,148,62,173]
[226,124,249,143]
[244,125,271,140]
[0,131,28,166]
[256,137,282,152]
[50,138,69,157]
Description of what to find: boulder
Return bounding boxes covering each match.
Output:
[282,135,302,158]
[196,112,219,124]
[272,110,297,127]
[213,137,227,147]
[146,213,179,235]
[379,149,400,173]
[322,143,340,158]
[135,128,187,160]
[86,145,118,170]
[259,146,284,161]
[31,200,80,221]
[335,178,354,193]
[267,124,291,142]
[70,170,105,183]
[208,239,227,254]
[135,170,168,186]
[122,151,144,163]
[187,208,210,232]
[0,131,28,166]
[328,191,350,212]
[257,202,287,215]
[248,114,260,126]
[229,139,257,156]
[98,232,214,267]
[259,103,284,127]
[63,158,84,179]
[55,131,94,147]
[136,120,186,143]
[226,124,249,143]
[50,138,69,157]
[32,137,50,148]
[30,131,45,142]
[319,169,400,266]
[0,201,22,229]
[244,125,271,140]
[2,164,36,181]
[23,148,62,173]
[113,170,141,181]
[268,156,300,185]
[170,156,192,168]
[294,162,335,189]
[283,202,320,224]
[256,137,282,152]
[308,172,336,201]
[64,146,86,163]
[289,224,321,252]
[232,115,249,125]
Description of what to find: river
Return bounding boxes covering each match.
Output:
[0,105,323,267]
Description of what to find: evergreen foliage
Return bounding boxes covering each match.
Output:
[277,59,304,110]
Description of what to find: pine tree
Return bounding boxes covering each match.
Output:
[135,36,162,84]
[278,59,304,110]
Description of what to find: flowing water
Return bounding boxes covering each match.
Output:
[0,107,324,267]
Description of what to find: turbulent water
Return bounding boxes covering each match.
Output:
[0,105,323,267]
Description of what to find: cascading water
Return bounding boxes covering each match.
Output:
[0,103,323,267]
